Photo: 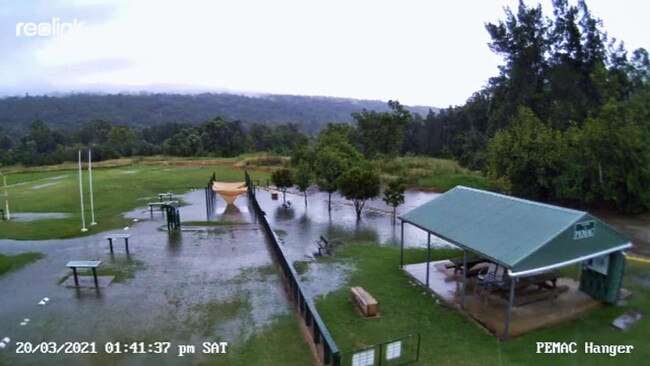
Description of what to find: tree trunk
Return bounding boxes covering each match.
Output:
[328,192,332,212]
[392,206,397,224]
[282,190,286,204]
[304,192,308,206]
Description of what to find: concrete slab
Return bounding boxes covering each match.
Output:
[404,260,601,339]
[61,275,114,288]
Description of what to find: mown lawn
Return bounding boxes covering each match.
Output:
[315,243,649,365]
[0,163,269,240]
[0,252,43,276]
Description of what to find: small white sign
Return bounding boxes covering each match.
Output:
[352,348,375,366]
[386,341,402,360]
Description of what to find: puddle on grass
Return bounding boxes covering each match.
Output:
[10,212,70,221]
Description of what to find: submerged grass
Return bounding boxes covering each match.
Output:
[63,258,147,284]
[316,242,650,365]
[183,220,249,226]
[1,162,269,240]
[0,252,44,276]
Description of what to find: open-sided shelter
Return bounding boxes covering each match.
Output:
[399,186,632,338]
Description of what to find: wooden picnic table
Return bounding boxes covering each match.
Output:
[104,234,132,253]
[66,261,101,288]
[445,256,489,273]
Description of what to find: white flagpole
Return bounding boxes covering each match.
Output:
[88,149,97,225]
[78,150,88,232]
[2,175,9,220]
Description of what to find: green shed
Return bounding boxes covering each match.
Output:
[399,186,632,338]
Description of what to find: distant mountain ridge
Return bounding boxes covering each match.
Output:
[0,92,437,135]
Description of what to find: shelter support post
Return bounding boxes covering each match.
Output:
[504,276,516,339]
[426,233,431,287]
[400,220,404,268]
[461,249,467,309]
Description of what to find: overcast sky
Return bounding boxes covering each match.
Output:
[0,0,648,107]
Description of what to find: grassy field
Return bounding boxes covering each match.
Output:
[0,160,269,240]
[0,252,43,276]
[315,243,650,365]
[377,157,490,191]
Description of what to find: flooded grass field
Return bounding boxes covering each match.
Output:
[1,178,648,365]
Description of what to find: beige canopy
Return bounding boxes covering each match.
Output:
[212,182,247,205]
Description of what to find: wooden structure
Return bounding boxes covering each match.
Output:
[351,286,378,317]
[66,260,101,288]
[104,233,132,253]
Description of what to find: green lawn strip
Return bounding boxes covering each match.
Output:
[183,220,250,227]
[315,243,650,365]
[0,252,44,276]
[1,164,269,240]
[207,315,314,366]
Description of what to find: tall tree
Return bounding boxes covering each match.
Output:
[353,100,411,158]
[314,148,349,212]
[338,163,381,219]
[271,168,294,204]
[294,163,312,206]
[382,180,406,224]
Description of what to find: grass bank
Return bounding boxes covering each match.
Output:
[0,160,269,240]
[377,156,490,191]
[0,252,43,276]
[315,243,650,365]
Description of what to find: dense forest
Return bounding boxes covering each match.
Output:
[0,92,434,137]
[1,0,648,213]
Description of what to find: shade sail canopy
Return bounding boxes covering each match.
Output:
[400,186,632,276]
[212,182,247,205]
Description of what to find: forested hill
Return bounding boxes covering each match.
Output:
[0,92,436,136]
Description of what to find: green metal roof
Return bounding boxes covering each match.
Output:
[400,186,632,275]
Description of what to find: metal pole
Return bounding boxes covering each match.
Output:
[78,150,88,232]
[400,220,405,268]
[504,277,516,339]
[2,174,9,220]
[461,249,467,308]
[88,150,97,225]
[426,233,431,287]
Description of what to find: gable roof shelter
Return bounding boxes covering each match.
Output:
[398,186,632,338]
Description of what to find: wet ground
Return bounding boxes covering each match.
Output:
[0,191,293,365]
[0,185,647,364]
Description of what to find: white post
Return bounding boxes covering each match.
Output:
[2,175,9,220]
[88,149,97,225]
[78,150,88,232]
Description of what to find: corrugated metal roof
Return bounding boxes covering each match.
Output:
[400,186,631,274]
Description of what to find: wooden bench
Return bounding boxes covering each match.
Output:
[104,233,132,253]
[67,261,101,288]
[351,287,378,317]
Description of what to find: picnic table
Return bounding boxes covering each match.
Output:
[158,192,173,201]
[445,256,489,273]
[104,233,132,253]
[477,270,560,301]
[66,261,101,288]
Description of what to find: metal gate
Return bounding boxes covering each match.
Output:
[341,333,420,366]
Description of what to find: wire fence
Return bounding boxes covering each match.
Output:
[245,171,341,365]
